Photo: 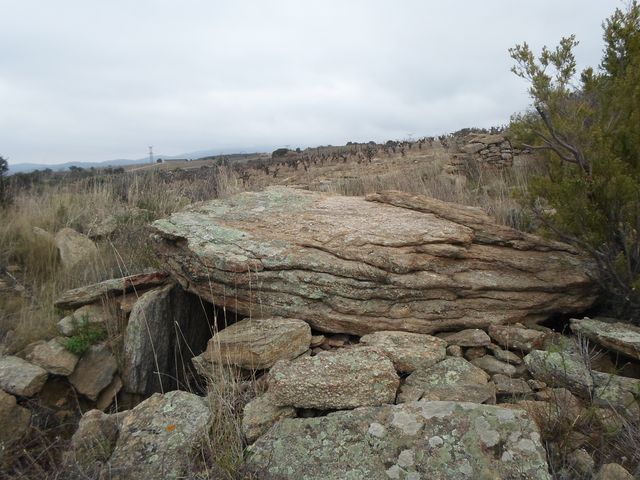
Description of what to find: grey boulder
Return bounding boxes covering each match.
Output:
[243,400,551,479]
[269,348,399,410]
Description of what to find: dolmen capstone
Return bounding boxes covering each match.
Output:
[150,187,596,335]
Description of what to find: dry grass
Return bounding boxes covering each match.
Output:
[313,151,544,229]
[0,166,247,353]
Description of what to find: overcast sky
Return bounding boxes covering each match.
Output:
[0,1,619,165]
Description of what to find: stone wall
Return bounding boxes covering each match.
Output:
[450,133,528,170]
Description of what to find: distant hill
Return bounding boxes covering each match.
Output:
[7,146,273,174]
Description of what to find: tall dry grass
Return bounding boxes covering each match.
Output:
[0,166,242,353]
[313,151,544,229]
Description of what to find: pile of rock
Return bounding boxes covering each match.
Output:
[206,317,636,479]
[450,133,518,170]
[0,271,214,449]
[8,188,640,478]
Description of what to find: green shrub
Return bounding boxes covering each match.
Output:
[63,319,108,356]
[509,1,640,322]
[271,148,290,158]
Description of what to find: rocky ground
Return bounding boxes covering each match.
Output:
[1,136,639,479]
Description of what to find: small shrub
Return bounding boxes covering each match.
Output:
[63,319,107,355]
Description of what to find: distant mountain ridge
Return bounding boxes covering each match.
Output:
[7,146,273,174]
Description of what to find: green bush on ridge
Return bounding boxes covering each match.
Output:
[509,1,640,322]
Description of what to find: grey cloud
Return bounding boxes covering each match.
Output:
[0,0,617,164]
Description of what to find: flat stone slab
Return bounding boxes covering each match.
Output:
[0,356,48,397]
[193,317,311,371]
[471,355,517,377]
[243,401,551,479]
[150,187,596,336]
[397,357,495,404]
[54,272,170,309]
[122,283,212,396]
[269,348,399,410]
[359,331,447,373]
[488,324,546,352]
[570,317,640,361]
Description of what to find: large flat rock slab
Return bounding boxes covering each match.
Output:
[54,272,170,310]
[243,400,551,479]
[570,317,640,360]
[150,188,596,335]
[192,317,311,372]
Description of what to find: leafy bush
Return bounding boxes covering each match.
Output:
[509,1,640,322]
[63,318,108,355]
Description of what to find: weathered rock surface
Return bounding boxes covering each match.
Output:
[242,392,297,444]
[26,338,79,375]
[0,356,48,396]
[122,283,213,395]
[570,317,640,361]
[487,343,522,364]
[565,448,595,478]
[150,188,596,336]
[193,317,310,373]
[535,388,585,420]
[524,350,592,399]
[104,391,212,479]
[594,463,634,480]
[68,343,117,400]
[446,345,463,357]
[493,374,532,396]
[591,371,640,415]
[359,331,447,373]
[463,346,486,361]
[54,227,98,270]
[471,355,517,376]
[243,400,551,479]
[488,324,546,352]
[57,304,112,336]
[70,409,122,465]
[88,214,118,239]
[54,271,170,310]
[96,375,123,411]
[397,357,495,404]
[0,390,31,446]
[440,328,490,347]
[269,348,399,409]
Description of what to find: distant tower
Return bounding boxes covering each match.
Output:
[149,146,154,164]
